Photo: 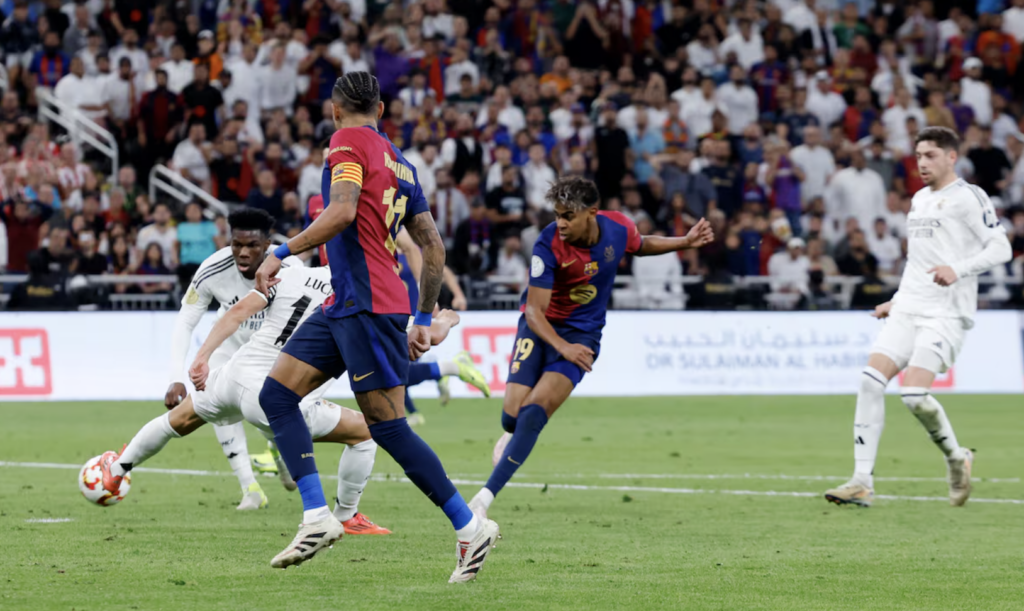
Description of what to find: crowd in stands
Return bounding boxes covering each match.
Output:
[1,0,1024,310]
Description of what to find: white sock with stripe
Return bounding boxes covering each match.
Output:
[853,367,888,487]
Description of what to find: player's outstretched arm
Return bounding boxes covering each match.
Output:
[524,286,594,373]
[188,291,267,390]
[635,218,715,257]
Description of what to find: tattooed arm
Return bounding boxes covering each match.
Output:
[403,210,446,315]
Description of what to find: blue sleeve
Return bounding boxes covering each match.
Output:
[528,235,557,290]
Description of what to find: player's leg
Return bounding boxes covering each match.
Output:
[408,354,492,400]
[473,373,573,514]
[310,403,390,534]
[901,337,972,506]
[826,314,914,507]
[100,396,207,493]
[210,422,261,502]
[487,382,533,468]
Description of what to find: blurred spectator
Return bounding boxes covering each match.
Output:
[759,141,805,236]
[767,237,810,309]
[182,63,223,140]
[30,225,74,275]
[433,168,469,250]
[176,201,222,285]
[807,237,839,277]
[959,57,992,126]
[492,233,528,293]
[632,217,684,309]
[75,230,107,275]
[171,122,213,190]
[968,126,1013,197]
[453,200,492,275]
[827,148,886,238]
[1,198,48,273]
[522,142,557,212]
[136,203,177,270]
[486,164,526,241]
[866,217,902,274]
[797,269,840,310]
[716,65,759,136]
[627,108,665,185]
[29,30,70,89]
[247,169,284,221]
[790,125,835,206]
[836,229,878,276]
[850,257,891,309]
[441,114,483,184]
[594,103,630,199]
[137,242,174,294]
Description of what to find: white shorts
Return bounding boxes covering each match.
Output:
[191,362,342,439]
[871,312,966,373]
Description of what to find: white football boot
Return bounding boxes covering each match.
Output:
[947,449,974,507]
[449,518,500,583]
[270,515,345,569]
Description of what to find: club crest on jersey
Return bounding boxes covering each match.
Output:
[570,284,598,304]
[584,261,599,276]
[604,245,615,262]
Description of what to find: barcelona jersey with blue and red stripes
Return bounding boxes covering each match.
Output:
[522,211,643,334]
[319,126,429,318]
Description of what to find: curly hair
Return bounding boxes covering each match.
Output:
[332,71,381,115]
[545,176,600,211]
[227,207,276,236]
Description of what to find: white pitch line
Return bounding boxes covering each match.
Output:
[25,518,74,523]
[449,472,1021,484]
[3,461,1022,505]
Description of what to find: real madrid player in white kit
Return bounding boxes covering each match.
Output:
[825,127,1012,508]
[164,208,302,510]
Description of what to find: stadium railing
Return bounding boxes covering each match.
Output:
[149,164,230,218]
[36,88,119,185]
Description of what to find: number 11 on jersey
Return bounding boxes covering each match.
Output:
[382,187,408,254]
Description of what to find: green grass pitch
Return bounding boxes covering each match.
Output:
[1,396,1022,610]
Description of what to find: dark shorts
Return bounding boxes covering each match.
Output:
[281,308,410,392]
[506,315,601,389]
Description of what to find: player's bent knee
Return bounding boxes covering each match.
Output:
[900,387,934,415]
[501,411,517,433]
[168,398,205,436]
[518,403,549,433]
[860,367,888,397]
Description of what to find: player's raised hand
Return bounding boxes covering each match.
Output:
[560,343,595,373]
[189,360,210,391]
[408,325,432,360]
[871,301,892,319]
[164,382,186,410]
[684,218,715,249]
[928,265,959,287]
[255,255,283,295]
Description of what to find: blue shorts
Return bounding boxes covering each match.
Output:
[506,315,601,389]
[281,308,410,392]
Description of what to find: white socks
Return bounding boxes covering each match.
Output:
[213,422,256,491]
[332,439,377,522]
[853,367,888,485]
[439,361,460,376]
[113,412,181,476]
[472,488,495,511]
[303,506,332,524]
[901,387,963,459]
[455,514,481,541]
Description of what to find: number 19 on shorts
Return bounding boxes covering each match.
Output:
[510,338,534,374]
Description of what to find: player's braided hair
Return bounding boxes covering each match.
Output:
[915,126,960,152]
[227,207,276,236]
[546,176,600,211]
[332,72,381,115]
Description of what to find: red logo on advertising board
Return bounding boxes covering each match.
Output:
[0,329,52,395]
[462,327,517,392]
[898,367,955,389]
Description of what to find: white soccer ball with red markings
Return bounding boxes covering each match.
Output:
[79,454,131,506]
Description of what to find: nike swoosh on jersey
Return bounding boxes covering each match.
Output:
[353,372,374,382]
[561,260,577,268]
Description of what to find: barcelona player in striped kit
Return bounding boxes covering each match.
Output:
[468,177,714,518]
[253,73,499,582]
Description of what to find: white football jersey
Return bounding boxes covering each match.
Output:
[228,266,333,374]
[891,178,1007,326]
[178,248,302,371]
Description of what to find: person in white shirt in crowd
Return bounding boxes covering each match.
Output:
[475,85,525,134]
[440,114,481,176]
[826,147,887,238]
[784,0,818,35]
[719,18,765,70]
[522,142,557,212]
[485,142,516,192]
[685,23,721,75]
[715,65,759,136]
[492,233,528,294]
[109,27,148,91]
[104,57,139,128]
[1005,0,1024,42]
[1007,132,1024,205]
[959,57,992,126]
[548,92,579,141]
[76,30,106,76]
[682,77,718,141]
[789,125,835,206]
[296,146,324,210]
[882,192,910,239]
[398,71,436,117]
[162,42,194,95]
[260,42,298,117]
[172,122,214,191]
[63,3,93,57]
[54,56,108,122]
[768,237,812,309]
[328,39,371,74]
[421,0,455,41]
[403,142,442,203]
[136,202,179,270]
[617,74,670,135]
[444,46,479,97]
[670,66,702,110]
[806,71,847,131]
[433,168,470,250]
[824,126,1011,510]
[55,141,93,203]
[882,87,927,156]
[631,216,685,309]
[989,92,1018,153]
[866,217,902,273]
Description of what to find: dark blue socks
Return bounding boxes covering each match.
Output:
[486,404,548,496]
[407,362,441,387]
[369,417,472,529]
[260,377,325,510]
[501,411,517,433]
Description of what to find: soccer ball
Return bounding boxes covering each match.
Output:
[79,453,131,506]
